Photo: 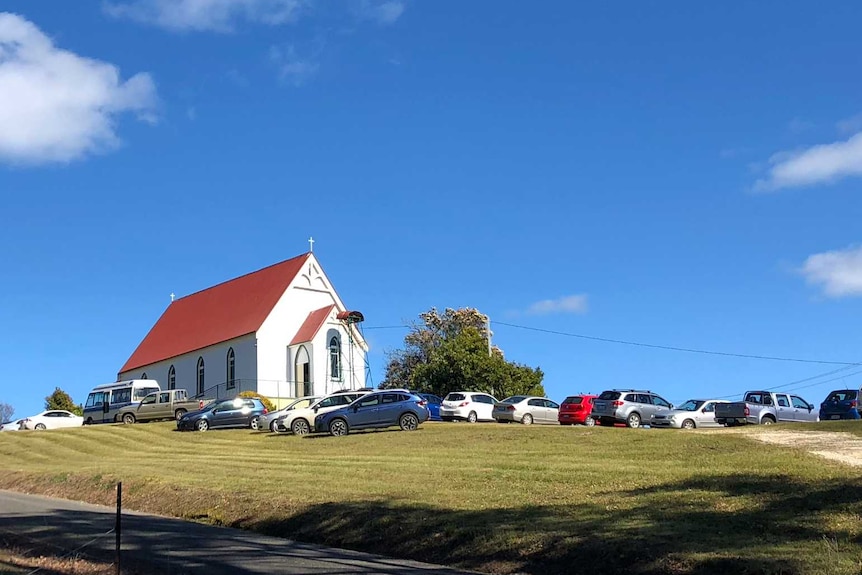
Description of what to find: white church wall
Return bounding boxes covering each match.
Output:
[118,334,257,399]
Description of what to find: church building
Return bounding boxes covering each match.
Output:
[117,251,368,404]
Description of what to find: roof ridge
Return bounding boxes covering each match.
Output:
[175,252,310,303]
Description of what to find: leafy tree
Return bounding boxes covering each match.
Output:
[44,387,83,416]
[383,308,545,399]
[0,403,13,423]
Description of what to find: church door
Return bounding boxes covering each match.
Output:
[295,346,311,397]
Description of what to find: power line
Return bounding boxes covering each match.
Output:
[491,320,860,366]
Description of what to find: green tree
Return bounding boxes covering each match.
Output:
[44,387,83,416]
[383,308,544,399]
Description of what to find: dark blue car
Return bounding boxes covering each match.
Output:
[819,389,861,421]
[412,392,442,421]
[314,390,430,436]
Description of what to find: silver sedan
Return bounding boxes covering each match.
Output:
[650,399,728,429]
[492,396,560,425]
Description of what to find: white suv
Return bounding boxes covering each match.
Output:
[440,392,498,423]
[279,389,371,435]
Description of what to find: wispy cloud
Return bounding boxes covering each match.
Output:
[0,12,157,165]
[753,132,862,192]
[525,295,589,316]
[800,246,862,298]
[358,0,404,25]
[103,0,305,32]
[269,45,318,85]
[837,113,862,135]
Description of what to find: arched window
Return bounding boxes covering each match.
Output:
[329,336,341,380]
[141,372,148,379]
[168,365,176,390]
[196,357,205,396]
[226,348,236,390]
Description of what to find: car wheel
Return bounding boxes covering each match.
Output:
[681,419,695,430]
[467,411,478,424]
[122,413,135,425]
[292,418,310,436]
[399,413,419,431]
[174,409,187,421]
[250,417,260,431]
[626,412,641,429]
[521,413,533,425]
[34,423,46,430]
[196,419,209,432]
[761,416,775,425]
[584,417,596,427]
[329,418,349,437]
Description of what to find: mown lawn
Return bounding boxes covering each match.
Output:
[1,421,861,574]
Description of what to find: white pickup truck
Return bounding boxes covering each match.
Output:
[714,390,818,425]
[117,389,207,424]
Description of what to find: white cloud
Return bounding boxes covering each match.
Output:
[526,295,589,316]
[0,12,157,165]
[269,45,317,85]
[360,1,404,25]
[800,246,862,298]
[837,113,862,135]
[754,132,862,192]
[104,0,305,32]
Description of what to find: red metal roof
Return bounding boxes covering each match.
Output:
[120,253,310,373]
[289,305,336,346]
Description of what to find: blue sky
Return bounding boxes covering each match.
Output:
[3,1,862,419]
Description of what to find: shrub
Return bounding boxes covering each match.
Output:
[238,391,276,413]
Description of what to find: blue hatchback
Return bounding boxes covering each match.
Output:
[819,389,861,421]
[412,392,442,421]
[314,390,430,436]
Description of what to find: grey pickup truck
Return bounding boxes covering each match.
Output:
[117,389,207,424]
[714,390,819,425]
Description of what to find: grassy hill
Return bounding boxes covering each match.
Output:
[1,421,861,574]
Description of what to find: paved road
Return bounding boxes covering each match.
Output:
[0,490,476,575]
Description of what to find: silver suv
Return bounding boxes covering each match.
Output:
[591,389,674,428]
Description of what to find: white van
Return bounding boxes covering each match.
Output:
[83,380,161,424]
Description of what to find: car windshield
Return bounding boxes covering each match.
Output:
[500,396,527,404]
[205,399,236,412]
[445,393,466,401]
[677,400,704,411]
[827,390,858,402]
[598,391,621,400]
[562,397,583,405]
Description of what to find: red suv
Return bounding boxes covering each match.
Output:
[558,394,597,426]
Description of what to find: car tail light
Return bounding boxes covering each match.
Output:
[263,408,268,414]
[458,401,470,407]
[507,405,516,411]
[851,400,858,408]
[612,400,624,407]
[744,406,750,416]
[199,400,205,409]
[417,399,427,407]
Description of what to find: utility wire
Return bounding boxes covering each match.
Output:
[491,320,861,366]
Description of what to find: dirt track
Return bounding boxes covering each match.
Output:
[749,430,862,468]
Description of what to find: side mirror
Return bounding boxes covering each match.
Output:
[313,406,319,413]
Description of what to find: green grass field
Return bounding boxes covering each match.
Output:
[1,421,861,574]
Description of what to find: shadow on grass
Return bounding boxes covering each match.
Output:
[240,473,862,575]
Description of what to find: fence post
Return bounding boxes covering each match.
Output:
[115,481,122,575]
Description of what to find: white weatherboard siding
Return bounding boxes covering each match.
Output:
[118,334,257,398]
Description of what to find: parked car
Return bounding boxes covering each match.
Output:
[118,389,208,424]
[558,394,597,426]
[257,396,319,432]
[413,392,443,421]
[650,399,729,429]
[715,390,818,425]
[176,397,267,432]
[439,391,498,423]
[279,389,371,435]
[0,419,23,432]
[20,410,84,430]
[819,389,861,421]
[314,390,429,436]
[493,396,560,425]
[591,389,674,429]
